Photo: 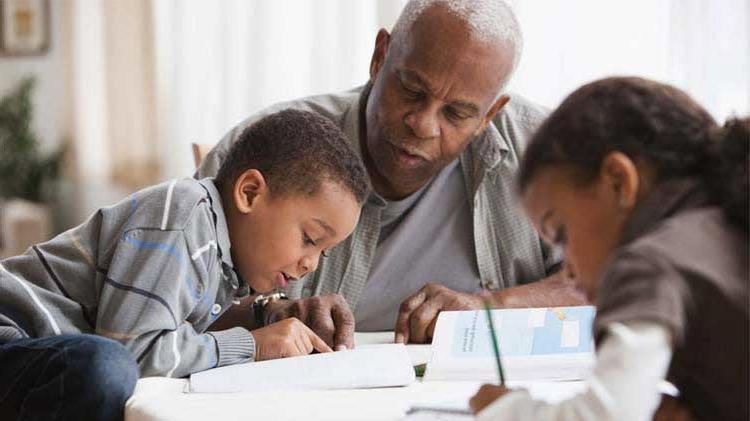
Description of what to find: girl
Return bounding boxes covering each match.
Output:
[470,77,748,421]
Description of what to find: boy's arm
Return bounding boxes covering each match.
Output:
[96,227,255,378]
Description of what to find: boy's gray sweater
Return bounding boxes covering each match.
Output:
[0,178,255,378]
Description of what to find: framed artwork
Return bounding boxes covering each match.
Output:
[0,0,50,56]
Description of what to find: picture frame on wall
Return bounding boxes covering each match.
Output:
[0,0,50,56]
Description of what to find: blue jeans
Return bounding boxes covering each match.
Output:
[0,334,139,421]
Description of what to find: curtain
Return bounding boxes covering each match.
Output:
[152,0,406,178]
[506,0,749,121]
[73,0,749,182]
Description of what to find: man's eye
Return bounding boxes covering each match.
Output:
[445,107,469,121]
[399,82,422,100]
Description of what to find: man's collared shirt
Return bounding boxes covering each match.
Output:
[197,85,557,312]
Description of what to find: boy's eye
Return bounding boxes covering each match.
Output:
[303,232,316,247]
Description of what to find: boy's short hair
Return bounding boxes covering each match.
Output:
[215,109,369,204]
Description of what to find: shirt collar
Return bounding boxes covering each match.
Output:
[471,119,509,170]
[618,178,711,246]
[197,178,250,297]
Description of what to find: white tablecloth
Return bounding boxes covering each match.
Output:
[125,332,584,421]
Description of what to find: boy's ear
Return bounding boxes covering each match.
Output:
[600,152,640,212]
[233,169,268,214]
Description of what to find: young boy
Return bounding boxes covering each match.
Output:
[470,78,748,421]
[0,109,369,420]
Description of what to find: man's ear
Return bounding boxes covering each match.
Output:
[233,169,268,214]
[369,29,391,82]
[599,152,640,212]
[474,94,510,136]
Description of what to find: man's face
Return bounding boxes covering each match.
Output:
[364,8,514,199]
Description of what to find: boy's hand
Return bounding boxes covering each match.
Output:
[469,384,511,413]
[252,318,333,361]
[266,294,355,351]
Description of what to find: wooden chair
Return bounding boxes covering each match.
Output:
[191,143,214,168]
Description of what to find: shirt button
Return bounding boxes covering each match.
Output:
[211,303,222,315]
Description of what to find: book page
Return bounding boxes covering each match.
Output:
[189,343,415,393]
[424,306,596,382]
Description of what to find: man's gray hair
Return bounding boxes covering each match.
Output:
[391,0,523,87]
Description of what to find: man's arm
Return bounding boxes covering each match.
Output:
[395,268,588,344]
[491,268,587,309]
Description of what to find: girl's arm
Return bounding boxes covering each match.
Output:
[474,321,673,421]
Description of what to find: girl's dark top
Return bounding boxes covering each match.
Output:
[592,179,748,421]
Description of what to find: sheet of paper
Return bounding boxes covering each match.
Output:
[189,343,415,393]
[355,331,432,366]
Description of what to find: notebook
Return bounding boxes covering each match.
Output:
[189,343,415,393]
[423,306,596,382]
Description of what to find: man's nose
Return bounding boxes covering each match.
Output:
[404,105,440,139]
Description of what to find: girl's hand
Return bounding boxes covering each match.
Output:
[469,384,511,414]
[252,317,333,361]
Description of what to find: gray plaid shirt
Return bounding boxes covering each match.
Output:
[197,85,557,309]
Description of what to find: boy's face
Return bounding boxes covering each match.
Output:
[226,170,361,294]
[521,155,641,301]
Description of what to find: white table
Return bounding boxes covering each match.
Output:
[125,333,584,421]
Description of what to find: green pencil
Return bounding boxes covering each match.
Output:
[484,299,506,386]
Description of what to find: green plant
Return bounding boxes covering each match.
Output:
[0,77,66,203]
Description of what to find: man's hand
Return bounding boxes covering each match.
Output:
[469,384,511,414]
[266,294,355,351]
[394,269,588,344]
[395,283,483,344]
[252,318,333,361]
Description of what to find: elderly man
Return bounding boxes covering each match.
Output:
[198,0,585,348]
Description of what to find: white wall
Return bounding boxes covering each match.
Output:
[0,0,130,231]
[0,0,72,154]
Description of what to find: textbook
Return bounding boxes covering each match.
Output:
[423,306,596,382]
[189,343,415,393]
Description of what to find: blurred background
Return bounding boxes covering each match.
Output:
[0,0,748,256]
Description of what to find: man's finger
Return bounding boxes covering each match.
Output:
[304,325,334,353]
[426,316,439,340]
[395,290,427,343]
[307,307,336,346]
[331,304,355,350]
[409,299,442,344]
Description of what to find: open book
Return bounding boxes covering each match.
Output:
[424,306,596,382]
[189,343,415,393]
